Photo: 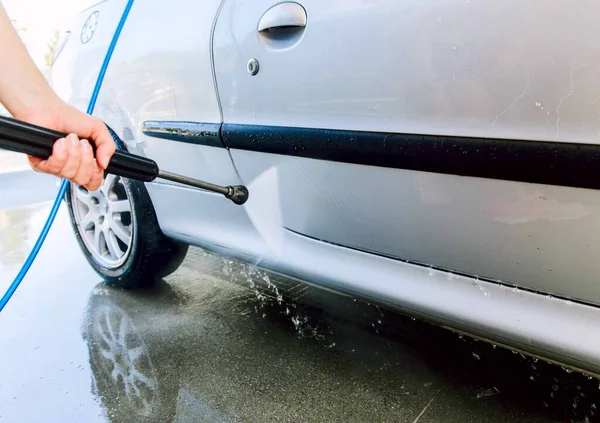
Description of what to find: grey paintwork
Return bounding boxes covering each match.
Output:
[50,0,600,374]
[213,0,600,305]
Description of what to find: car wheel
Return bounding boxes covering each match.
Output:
[64,135,188,289]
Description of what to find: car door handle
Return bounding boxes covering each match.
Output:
[258,2,307,33]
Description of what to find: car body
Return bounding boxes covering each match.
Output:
[52,0,600,376]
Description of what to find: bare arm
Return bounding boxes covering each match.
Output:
[0,2,115,190]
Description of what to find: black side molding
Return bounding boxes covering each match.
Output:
[142,121,224,148]
[222,123,600,191]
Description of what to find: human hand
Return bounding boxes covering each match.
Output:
[16,99,116,191]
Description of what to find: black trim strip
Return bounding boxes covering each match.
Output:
[142,121,224,148]
[222,123,600,191]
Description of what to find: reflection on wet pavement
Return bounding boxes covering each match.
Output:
[83,249,598,423]
[1,204,600,423]
[0,203,56,269]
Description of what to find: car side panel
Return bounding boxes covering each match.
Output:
[213,0,600,305]
[215,0,600,143]
[51,0,129,114]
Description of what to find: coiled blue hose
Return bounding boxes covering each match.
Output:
[0,0,135,312]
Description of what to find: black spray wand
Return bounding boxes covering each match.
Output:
[0,115,249,205]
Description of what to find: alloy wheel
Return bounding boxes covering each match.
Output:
[71,174,134,268]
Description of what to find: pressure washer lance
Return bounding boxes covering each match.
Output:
[0,115,249,205]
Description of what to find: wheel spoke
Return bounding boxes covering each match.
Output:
[80,212,94,230]
[111,199,131,214]
[75,191,93,208]
[94,227,103,255]
[102,174,116,195]
[111,220,131,246]
[105,229,123,260]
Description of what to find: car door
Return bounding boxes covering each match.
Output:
[213,0,600,305]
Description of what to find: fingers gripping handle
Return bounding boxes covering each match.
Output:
[0,115,159,182]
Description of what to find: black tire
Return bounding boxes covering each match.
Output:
[65,132,188,289]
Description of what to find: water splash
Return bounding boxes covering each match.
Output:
[476,388,498,398]
[236,261,330,341]
[243,166,285,256]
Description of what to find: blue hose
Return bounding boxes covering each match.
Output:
[0,0,135,312]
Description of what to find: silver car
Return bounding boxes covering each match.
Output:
[51,0,600,377]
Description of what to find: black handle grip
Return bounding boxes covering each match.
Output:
[0,115,159,182]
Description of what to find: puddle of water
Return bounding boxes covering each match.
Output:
[181,248,600,423]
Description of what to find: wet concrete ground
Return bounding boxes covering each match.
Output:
[1,157,600,422]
